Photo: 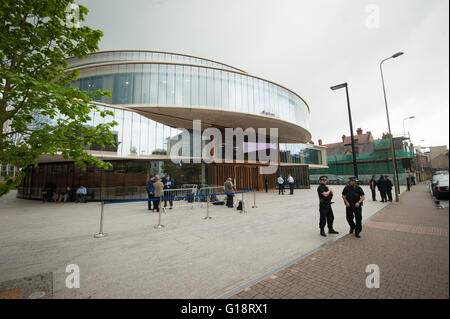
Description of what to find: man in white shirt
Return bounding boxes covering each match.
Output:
[277,175,285,195]
[287,174,295,195]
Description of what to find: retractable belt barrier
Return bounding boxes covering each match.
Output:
[93,187,256,238]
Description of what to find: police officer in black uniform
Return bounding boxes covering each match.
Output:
[342,176,365,238]
[317,176,339,237]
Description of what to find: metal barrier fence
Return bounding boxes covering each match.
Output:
[93,187,257,238]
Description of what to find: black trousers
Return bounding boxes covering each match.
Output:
[154,198,160,212]
[278,184,284,194]
[379,190,387,202]
[319,204,334,230]
[346,206,362,233]
[147,191,154,210]
[386,189,393,202]
[371,189,376,201]
[226,194,234,207]
[289,183,294,194]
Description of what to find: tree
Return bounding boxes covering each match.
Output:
[0,0,117,196]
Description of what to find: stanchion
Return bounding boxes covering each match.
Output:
[94,201,108,238]
[252,189,257,208]
[154,196,165,229]
[204,190,212,219]
[240,192,247,214]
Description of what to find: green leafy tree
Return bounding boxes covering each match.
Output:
[0,0,117,196]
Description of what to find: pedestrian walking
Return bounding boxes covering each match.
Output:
[224,178,235,208]
[369,175,377,201]
[264,177,268,193]
[146,176,155,211]
[385,175,393,202]
[342,176,365,238]
[288,173,294,195]
[317,176,339,237]
[377,175,387,202]
[163,175,174,209]
[277,175,285,195]
[153,175,164,212]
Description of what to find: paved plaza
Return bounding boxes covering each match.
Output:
[230,183,449,299]
[0,184,402,299]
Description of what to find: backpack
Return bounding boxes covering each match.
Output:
[237,200,243,210]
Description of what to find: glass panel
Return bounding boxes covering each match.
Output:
[206,68,214,107]
[228,72,235,111]
[191,67,199,106]
[122,111,132,156]
[148,119,156,154]
[150,64,158,104]
[158,64,167,105]
[247,77,254,114]
[214,69,221,108]
[241,75,248,113]
[221,71,229,110]
[198,67,207,106]
[130,112,140,155]
[235,73,242,111]
[183,66,191,106]
[175,65,183,105]
[142,64,150,104]
[133,64,143,104]
[167,65,175,105]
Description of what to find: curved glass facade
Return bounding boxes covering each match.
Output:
[67,50,245,73]
[68,52,310,132]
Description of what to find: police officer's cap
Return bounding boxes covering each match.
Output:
[319,176,328,181]
[349,176,358,181]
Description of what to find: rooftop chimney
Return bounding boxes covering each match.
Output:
[318,139,322,146]
[342,134,346,142]
[356,128,363,135]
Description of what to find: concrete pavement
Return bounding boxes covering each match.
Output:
[230,183,449,299]
[0,185,401,299]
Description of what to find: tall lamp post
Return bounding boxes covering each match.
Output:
[330,82,358,178]
[380,51,404,202]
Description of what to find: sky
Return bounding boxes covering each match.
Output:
[75,0,449,149]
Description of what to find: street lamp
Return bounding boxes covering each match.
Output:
[380,51,404,202]
[403,115,415,138]
[330,82,358,178]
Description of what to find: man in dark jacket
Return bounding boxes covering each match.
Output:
[317,176,339,237]
[342,176,365,238]
[163,175,174,209]
[385,176,393,202]
[369,175,377,201]
[224,178,235,208]
[146,176,155,211]
[377,175,387,202]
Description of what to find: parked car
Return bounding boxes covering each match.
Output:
[434,175,449,199]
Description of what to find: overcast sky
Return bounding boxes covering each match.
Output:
[76,0,449,149]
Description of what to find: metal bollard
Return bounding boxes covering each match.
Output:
[94,201,108,238]
[240,192,247,214]
[252,190,257,208]
[204,191,212,219]
[154,196,165,229]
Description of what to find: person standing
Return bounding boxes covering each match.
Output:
[317,176,339,237]
[385,175,393,202]
[377,175,387,202]
[146,175,155,211]
[342,176,365,238]
[163,175,174,209]
[264,177,268,193]
[287,173,295,195]
[153,175,164,212]
[277,175,285,195]
[224,178,235,208]
[369,175,377,201]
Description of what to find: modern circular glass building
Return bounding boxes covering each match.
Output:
[17,50,326,200]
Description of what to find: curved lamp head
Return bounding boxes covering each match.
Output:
[392,52,404,58]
